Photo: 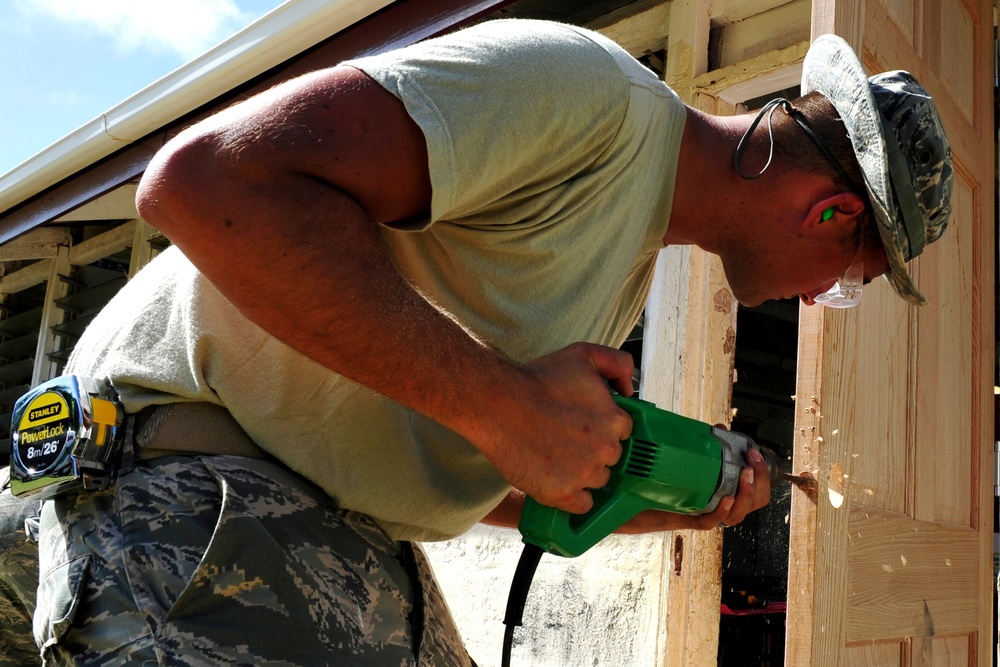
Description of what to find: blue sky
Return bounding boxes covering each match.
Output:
[0,0,285,177]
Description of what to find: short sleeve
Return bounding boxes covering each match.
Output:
[346,20,632,226]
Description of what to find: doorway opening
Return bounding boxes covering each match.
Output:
[718,298,799,667]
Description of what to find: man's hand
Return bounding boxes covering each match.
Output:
[471,342,635,516]
[481,445,772,532]
[616,446,772,533]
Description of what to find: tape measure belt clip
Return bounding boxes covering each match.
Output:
[9,375,272,499]
[9,375,127,499]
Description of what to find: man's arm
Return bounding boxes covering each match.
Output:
[482,446,772,531]
[136,65,632,515]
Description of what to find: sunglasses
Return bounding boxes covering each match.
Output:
[813,223,864,308]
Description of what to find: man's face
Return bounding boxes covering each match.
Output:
[725,221,891,309]
[798,229,892,307]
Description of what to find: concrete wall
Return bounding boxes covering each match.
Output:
[425,525,669,666]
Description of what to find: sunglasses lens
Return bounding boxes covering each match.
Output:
[815,253,864,308]
[815,220,865,309]
[813,280,862,308]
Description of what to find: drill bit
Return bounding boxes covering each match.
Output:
[782,472,817,491]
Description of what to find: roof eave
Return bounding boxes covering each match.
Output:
[0,0,394,216]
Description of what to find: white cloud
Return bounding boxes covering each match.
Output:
[43,89,84,107]
[18,0,258,60]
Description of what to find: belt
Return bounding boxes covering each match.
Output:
[131,403,271,462]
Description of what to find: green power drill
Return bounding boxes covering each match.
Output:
[500,394,782,666]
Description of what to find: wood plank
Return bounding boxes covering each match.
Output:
[647,248,737,667]
[850,282,910,517]
[0,227,71,261]
[693,41,808,105]
[878,0,914,46]
[0,260,52,296]
[69,222,136,268]
[589,0,670,57]
[642,248,691,412]
[712,0,801,24]
[647,42,740,661]
[54,183,138,222]
[811,0,863,47]
[933,0,977,124]
[31,248,69,384]
[785,6,883,667]
[129,219,160,276]
[914,172,976,527]
[787,306,858,667]
[664,0,711,101]
[926,635,973,666]
[714,0,810,66]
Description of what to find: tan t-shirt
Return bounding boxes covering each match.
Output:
[66,19,686,541]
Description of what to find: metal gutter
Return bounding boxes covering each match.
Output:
[0,0,394,216]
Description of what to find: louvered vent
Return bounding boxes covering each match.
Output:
[624,439,659,478]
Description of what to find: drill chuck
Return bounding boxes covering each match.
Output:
[709,426,782,512]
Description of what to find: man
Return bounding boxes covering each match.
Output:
[11,18,949,666]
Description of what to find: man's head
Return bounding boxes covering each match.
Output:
[800,34,953,306]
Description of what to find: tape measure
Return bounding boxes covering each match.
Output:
[9,375,124,499]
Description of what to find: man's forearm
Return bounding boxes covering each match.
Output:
[138,150,518,451]
[481,491,526,529]
[480,446,769,532]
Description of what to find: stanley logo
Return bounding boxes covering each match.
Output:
[21,423,66,444]
[28,402,63,422]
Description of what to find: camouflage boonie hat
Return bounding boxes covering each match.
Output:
[801,34,954,305]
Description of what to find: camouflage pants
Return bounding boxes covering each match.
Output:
[0,469,42,666]
[36,455,475,666]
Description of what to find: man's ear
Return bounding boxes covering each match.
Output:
[802,192,866,229]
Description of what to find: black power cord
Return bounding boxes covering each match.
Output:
[501,543,544,667]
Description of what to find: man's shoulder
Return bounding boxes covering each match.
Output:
[357,19,631,81]
[454,19,634,67]
[467,19,670,93]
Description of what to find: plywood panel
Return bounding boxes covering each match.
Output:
[927,634,973,665]
[863,4,985,168]
[881,0,913,44]
[846,511,979,641]
[845,640,903,667]
[852,284,910,516]
[938,0,976,123]
[914,169,977,527]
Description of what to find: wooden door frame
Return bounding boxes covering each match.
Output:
[648,3,811,664]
